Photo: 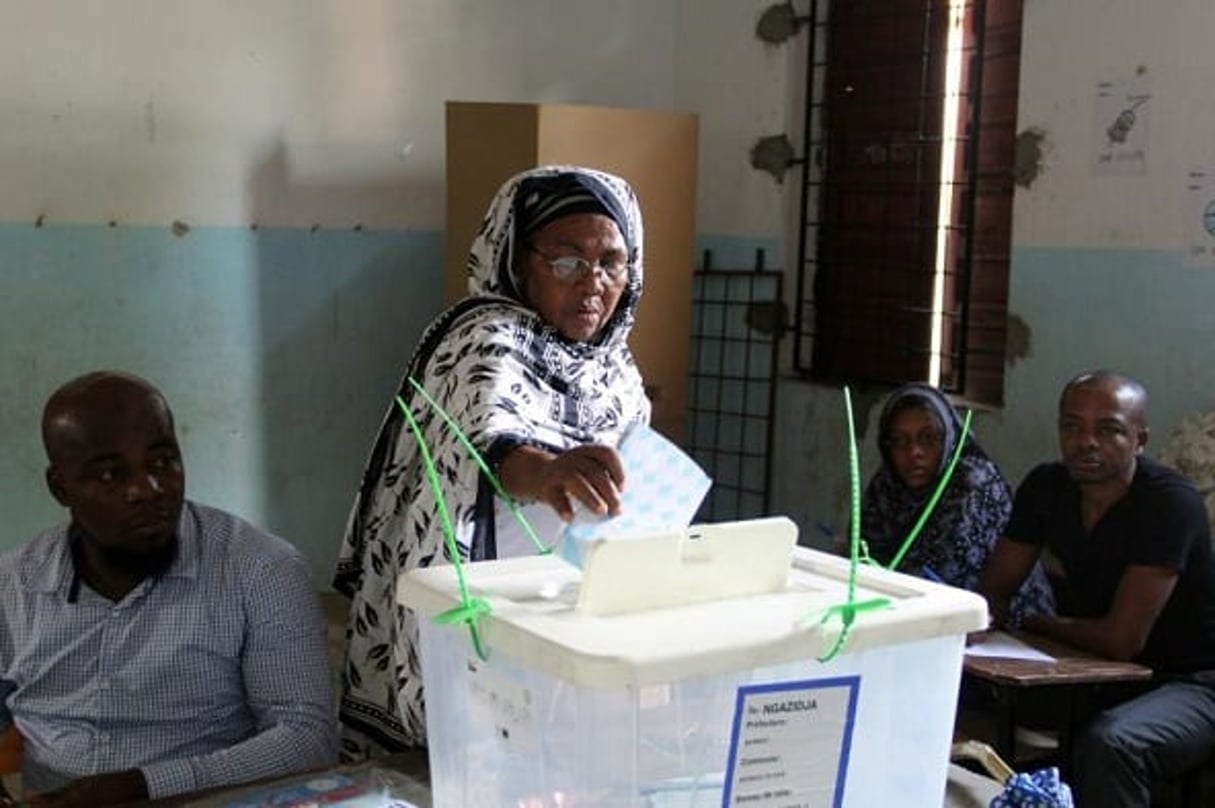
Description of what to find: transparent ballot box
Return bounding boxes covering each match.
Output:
[399,517,987,807]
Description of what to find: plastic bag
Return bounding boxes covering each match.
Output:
[988,766,1075,808]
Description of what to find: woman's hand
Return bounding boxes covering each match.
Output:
[500,444,626,521]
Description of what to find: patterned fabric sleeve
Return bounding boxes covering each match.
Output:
[334,166,649,757]
[939,463,1013,591]
[863,454,1010,589]
[335,304,648,754]
[860,472,902,565]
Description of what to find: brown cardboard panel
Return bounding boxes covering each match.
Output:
[535,105,699,441]
[445,103,540,303]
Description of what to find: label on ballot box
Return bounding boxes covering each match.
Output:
[723,676,860,808]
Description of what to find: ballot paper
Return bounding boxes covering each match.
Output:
[560,422,712,567]
[964,631,1057,663]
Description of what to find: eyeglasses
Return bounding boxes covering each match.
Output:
[885,431,944,452]
[528,246,630,284]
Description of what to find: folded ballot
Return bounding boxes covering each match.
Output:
[560,422,712,567]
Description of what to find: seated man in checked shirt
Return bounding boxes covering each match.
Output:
[0,371,337,806]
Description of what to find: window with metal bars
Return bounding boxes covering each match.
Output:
[793,0,1023,406]
[685,252,781,522]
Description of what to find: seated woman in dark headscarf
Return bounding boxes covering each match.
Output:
[862,383,1054,622]
[333,166,650,758]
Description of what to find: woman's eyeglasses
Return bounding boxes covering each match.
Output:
[528,246,630,284]
[885,431,944,452]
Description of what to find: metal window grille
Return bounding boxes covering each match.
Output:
[792,0,1021,406]
[685,251,782,522]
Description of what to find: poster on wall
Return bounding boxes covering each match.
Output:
[1092,77,1151,176]
[722,676,859,807]
[1185,168,1215,268]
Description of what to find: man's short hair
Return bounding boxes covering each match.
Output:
[1059,369,1149,425]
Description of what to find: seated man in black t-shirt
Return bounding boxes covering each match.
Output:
[978,370,1215,807]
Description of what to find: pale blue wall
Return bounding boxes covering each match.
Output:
[0,223,441,583]
[986,247,1215,484]
[0,227,782,583]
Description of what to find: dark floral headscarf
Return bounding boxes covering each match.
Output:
[862,384,1055,624]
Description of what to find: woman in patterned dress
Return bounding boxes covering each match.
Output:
[333,166,650,758]
[861,383,1055,625]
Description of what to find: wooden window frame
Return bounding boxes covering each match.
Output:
[793,0,1023,407]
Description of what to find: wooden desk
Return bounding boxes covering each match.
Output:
[963,631,1152,771]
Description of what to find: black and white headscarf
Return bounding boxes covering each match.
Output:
[333,166,650,755]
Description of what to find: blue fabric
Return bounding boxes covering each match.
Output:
[0,502,337,799]
[989,767,1075,807]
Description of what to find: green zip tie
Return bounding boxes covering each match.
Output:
[407,378,549,555]
[886,409,973,573]
[434,598,492,627]
[811,386,892,662]
[813,597,893,661]
[812,393,974,660]
[396,394,490,661]
[844,386,861,607]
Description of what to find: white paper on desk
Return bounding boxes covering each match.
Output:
[965,631,1057,663]
[559,423,712,567]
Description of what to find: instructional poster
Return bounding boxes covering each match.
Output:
[1186,168,1215,268]
[1092,77,1151,176]
[722,676,860,808]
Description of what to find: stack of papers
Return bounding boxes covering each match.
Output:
[964,631,1057,663]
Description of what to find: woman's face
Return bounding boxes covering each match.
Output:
[886,405,945,493]
[520,213,628,342]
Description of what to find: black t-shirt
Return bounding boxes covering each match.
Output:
[1006,457,1215,674]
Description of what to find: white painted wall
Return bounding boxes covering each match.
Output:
[674,0,792,239]
[0,0,792,578]
[0,1,792,232]
[0,1,686,227]
[1011,0,1215,248]
[20,0,1205,574]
